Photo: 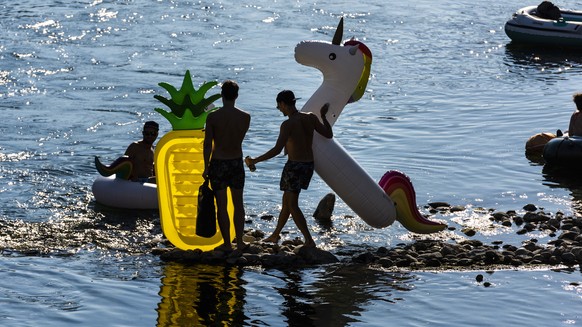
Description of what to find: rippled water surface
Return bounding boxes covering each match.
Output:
[2,0,582,326]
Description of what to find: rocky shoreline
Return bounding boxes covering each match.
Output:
[156,202,582,271]
[2,202,582,273]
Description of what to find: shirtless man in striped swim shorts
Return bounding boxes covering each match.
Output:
[246,90,332,248]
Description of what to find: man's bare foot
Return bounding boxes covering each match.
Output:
[262,235,281,243]
[237,242,250,252]
[214,243,233,252]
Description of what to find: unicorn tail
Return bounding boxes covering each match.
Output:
[379,170,447,234]
[95,156,133,180]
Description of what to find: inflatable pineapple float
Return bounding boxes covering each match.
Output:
[154,70,234,251]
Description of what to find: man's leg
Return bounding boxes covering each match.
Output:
[263,192,291,243]
[230,187,247,250]
[214,188,232,251]
[287,191,315,247]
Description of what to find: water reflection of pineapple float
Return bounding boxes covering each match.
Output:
[154,70,234,251]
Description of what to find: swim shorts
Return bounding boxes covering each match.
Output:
[208,158,245,191]
[280,161,314,193]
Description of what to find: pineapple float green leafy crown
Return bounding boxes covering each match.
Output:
[154,70,221,130]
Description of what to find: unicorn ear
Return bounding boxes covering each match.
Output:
[349,45,358,55]
[332,17,344,45]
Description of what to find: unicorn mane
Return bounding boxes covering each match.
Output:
[344,39,372,103]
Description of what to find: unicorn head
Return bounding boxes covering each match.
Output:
[295,17,372,126]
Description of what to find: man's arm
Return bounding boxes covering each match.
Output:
[122,143,139,181]
[202,115,215,178]
[124,142,136,157]
[242,112,251,137]
[252,122,289,164]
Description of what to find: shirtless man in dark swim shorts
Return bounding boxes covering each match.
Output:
[203,80,251,251]
[246,90,332,248]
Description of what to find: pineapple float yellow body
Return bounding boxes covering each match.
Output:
[154,71,234,251]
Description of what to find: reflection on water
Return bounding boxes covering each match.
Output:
[504,43,582,81]
[305,265,414,326]
[157,263,247,326]
[156,263,415,326]
[542,164,582,215]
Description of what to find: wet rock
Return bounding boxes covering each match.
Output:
[461,240,483,247]
[561,252,577,265]
[353,252,376,264]
[241,253,261,265]
[572,247,582,261]
[376,246,389,256]
[515,248,532,256]
[261,253,287,267]
[562,223,575,230]
[160,249,203,262]
[523,204,538,212]
[151,247,173,256]
[524,223,536,232]
[523,212,550,223]
[457,258,473,266]
[445,243,465,256]
[513,216,524,225]
[295,245,339,265]
[516,228,528,235]
[492,212,508,221]
[450,205,466,212]
[418,252,442,267]
[559,231,579,240]
[484,250,502,264]
[501,220,512,227]
[428,202,451,209]
[313,193,335,224]
[523,242,540,252]
[378,257,394,268]
[462,228,476,237]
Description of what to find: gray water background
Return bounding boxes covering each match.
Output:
[1,0,582,326]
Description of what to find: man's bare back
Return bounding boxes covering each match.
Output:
[205,105,250,160]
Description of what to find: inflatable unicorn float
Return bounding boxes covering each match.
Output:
[294,17,446,234]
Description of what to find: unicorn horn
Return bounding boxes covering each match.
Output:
[332,17,344,45]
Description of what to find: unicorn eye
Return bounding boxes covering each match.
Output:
[329,53,336,60]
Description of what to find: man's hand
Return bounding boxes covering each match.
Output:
[320,103,330,117]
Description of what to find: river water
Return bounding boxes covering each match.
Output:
[1,0,582,326]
